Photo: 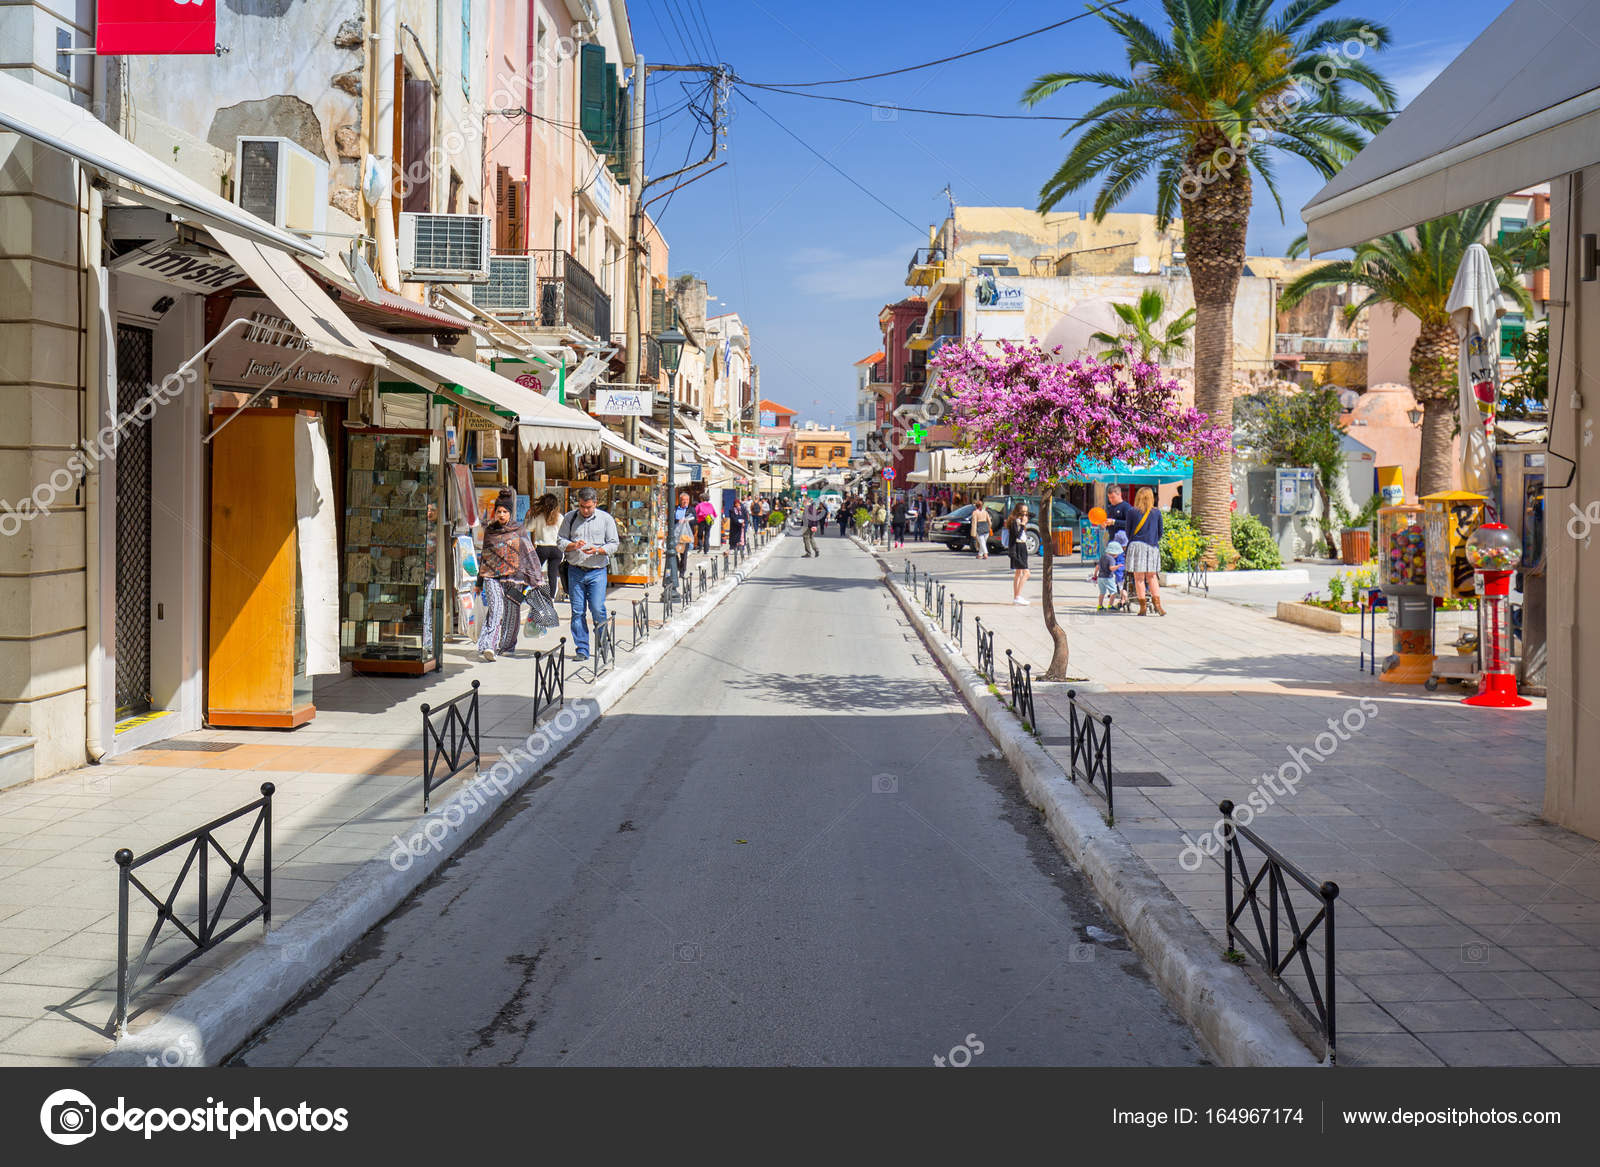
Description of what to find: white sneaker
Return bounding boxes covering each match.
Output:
[480,648,495,661]
[1013,597,1028,605]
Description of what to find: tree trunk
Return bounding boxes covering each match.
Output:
[1319,472,1338,557]
[1039,484,1071,679]
[1410,321,1459,496]
[1184,136,1252,567]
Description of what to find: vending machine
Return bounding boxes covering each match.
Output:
[1377,504,1432,683]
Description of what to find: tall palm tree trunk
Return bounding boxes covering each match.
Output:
[1184,139,1250,566]
[1039,484,1070,679]
[1410,321,1458,496]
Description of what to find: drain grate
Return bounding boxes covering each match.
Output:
[1113,771,1171,787]
[150,739,241,752]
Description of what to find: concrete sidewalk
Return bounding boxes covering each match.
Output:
[872,537,1599,1067]
[0,543,757,1065]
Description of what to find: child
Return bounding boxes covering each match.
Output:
[1094,531,1122,612]
[1109,532,1129,610]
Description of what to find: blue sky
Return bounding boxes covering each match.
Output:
[635,0,1511,428]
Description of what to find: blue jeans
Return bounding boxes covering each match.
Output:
[568,565,608,656]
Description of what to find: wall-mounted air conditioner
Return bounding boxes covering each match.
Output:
[234,136,329,235]
[471,255,536,314]
[399,213,492,282]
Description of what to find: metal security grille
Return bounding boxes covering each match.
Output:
[114,325,154,718]
[407,213,487,273]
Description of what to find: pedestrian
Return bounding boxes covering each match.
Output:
[1126,485,1165,616]
[1104,484,1136,539]
[1169,485,1184,513]
[557,487,620,661]
[694,495,716,553]
[970,500,992,558]
[1003,502,1031,604]
[1094,531,1128,612]
[477,487,543,661]
[802,496,825,557]
[672,491,693,580]
[528,492,564,600]
[906,498,921,542]
[890,496,908,547]
[871,500,888,543]
[836,501,849,538]
[728,495,748,549]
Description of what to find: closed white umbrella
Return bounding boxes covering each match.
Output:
[1444,242,1508,497]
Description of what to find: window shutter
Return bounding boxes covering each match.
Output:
[610,81,630,182]
[509,180,527,250]
[493,166,510,250]
[580,44,607,146]
[601,64,619,157]
[651,287,665,332]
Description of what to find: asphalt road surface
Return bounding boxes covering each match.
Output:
[232,532,1207,1067]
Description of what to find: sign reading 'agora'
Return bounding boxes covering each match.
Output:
[96,0,217,55]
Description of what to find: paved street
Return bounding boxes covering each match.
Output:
[232,533,1206,1066]
[876,533,1600,1068]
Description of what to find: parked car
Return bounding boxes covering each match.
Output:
[982,494,1085,556]
[928,503,986,551]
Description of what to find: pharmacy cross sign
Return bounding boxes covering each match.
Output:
[908,423,928,444]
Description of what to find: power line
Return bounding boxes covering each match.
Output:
[739,0,1127,87]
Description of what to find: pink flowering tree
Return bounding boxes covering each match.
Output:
[930,338,1231,679]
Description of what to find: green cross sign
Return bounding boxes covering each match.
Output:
[908,423,927,445]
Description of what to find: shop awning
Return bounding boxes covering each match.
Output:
[906,448,993,484]
[366,333,603,454]
[1301,0,1596,252]
[597,426,666,469]
[434,287,569,368]
[1070,454,1192,485]
[208,228,380,365]
[0,72,319,257]
[676,412,721,459]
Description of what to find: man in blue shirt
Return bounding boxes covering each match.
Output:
[1105,484,1137,537]
[558,488,620,661]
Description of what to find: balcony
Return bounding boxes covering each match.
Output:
[906,246,947,288]
[531,249,611,342]
[1275,334,1367,358]
[907,309,960,351]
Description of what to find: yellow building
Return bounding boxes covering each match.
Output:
[792,424,852,470]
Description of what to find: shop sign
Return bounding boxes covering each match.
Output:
[592,387,650,416]
[97,0,216,54]
[974,273,1024,311]
[110,239,247,294]
[208,299,370,399]
[737,437,762,460]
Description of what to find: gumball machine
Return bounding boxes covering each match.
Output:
[1462,523,1531,708]
[1377,504,1433,683]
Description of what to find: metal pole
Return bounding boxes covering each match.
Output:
[664,370,679,601]
[623,56,646,478]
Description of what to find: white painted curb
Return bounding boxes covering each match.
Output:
[99,533,788,1067]
[876,554,1318,1068]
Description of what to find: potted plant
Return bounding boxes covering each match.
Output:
[1340,495,1383,564]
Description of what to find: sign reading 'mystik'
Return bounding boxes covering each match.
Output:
[109,240,247,294]
[97,0,217,55]
[208,298,370,399]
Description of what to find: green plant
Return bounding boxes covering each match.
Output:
[1235,387,1348,557]
[767,511,784,528]
[1503,319,1548,420]
[1347,493,1383,533]
[1327,575,1346,606]
[854,507,872,530]
[1089,288,1197,365]
[1159,509,1204,572]
[1230,512,1283,571]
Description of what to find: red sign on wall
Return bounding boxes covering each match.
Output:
[97,0,216,55]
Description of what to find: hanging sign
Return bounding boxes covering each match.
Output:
[592,387,650,416]
[737,437,762,460]
[109,239,246,293]
[207,298,370,399]
[97,0,217,55]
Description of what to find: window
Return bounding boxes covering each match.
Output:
[460,0,471,96]
[803,446,817,459]
[553,212,563,252]
[448,169,463,214]
[1500,313,1526,358]
[831,447,846,460]
[1497,217,1526,249]
[535,21,547,119]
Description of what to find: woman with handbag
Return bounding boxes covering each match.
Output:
[970,502,992,559]
[477,487,543,661]
[529,493,564,600]
[1003,502,1031,604]
[1126,486,1165,615]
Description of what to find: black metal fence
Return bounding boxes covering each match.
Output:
[1066,688,1114,820]
[949,597,964,648]
[1221,800,1341,1064]
[698,565,708,595]
[114,783,274,1035]
[594,612,617,678]
[1004,650,1036,730]
[632,597,651,649]
[681,572,694,604]
[1186,554,1210,595]
[935,581,946,626]
[975,617,995,682]
[422,680,481,811]
[1359,590,1387,676]
[533,638,566,723]
[710,556,719,584]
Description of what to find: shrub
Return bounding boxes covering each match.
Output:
[768,511,785,527]
[1230,512,1283,570]
[1159,510,1204,572]
[854,507,872,530]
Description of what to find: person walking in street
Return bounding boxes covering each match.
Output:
[529,493,564,601]
[836,500,850,538]
[1004,502,1031,604]
[477,487,543,661]
[970,501,992,558]
[801,497,825,557]
[694,495,716,553]
[911,499,927,542]
[890,497,908,548]
[1126,486,1165,615]
[871,500,887,543]
[673,491,693,581]
[558,487,619,661]
[728,494,748,551]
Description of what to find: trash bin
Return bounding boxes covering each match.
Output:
[1053,529,1074,556]
[1340,528,1371,564]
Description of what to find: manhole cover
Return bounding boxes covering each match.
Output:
[151,740,240,752]
[1114,771,1171,787]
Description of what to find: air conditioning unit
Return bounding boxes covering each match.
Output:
[471,255,535,314]
[234,136,329,235]
[399,213,492,282]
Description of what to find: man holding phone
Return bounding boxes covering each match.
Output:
[558,487,620,661]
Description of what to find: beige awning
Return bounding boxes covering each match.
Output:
[366,333,603,455]
[597,426,666,470]
[906,448,993,484]
[1301,0,1596,252]
[0,72,319,257]
[207,228,380,365]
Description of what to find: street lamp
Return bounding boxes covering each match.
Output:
[656,322,687,601]
[1406,406,1424,426]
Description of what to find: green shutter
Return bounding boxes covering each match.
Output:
[651,287,666,332]
[580,44,607,146]
[610,82,630,182]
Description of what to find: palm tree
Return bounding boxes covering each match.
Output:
[1090,288,1197,363]
[1280,202,1533,495]
[1023,0,1395,565]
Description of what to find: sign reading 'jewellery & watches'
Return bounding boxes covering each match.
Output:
[207,299,370,399]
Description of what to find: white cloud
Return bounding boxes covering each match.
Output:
[791,245,910,301]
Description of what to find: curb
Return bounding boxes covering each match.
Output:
[98,534,787,1067]
[873,549,1317,1068]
